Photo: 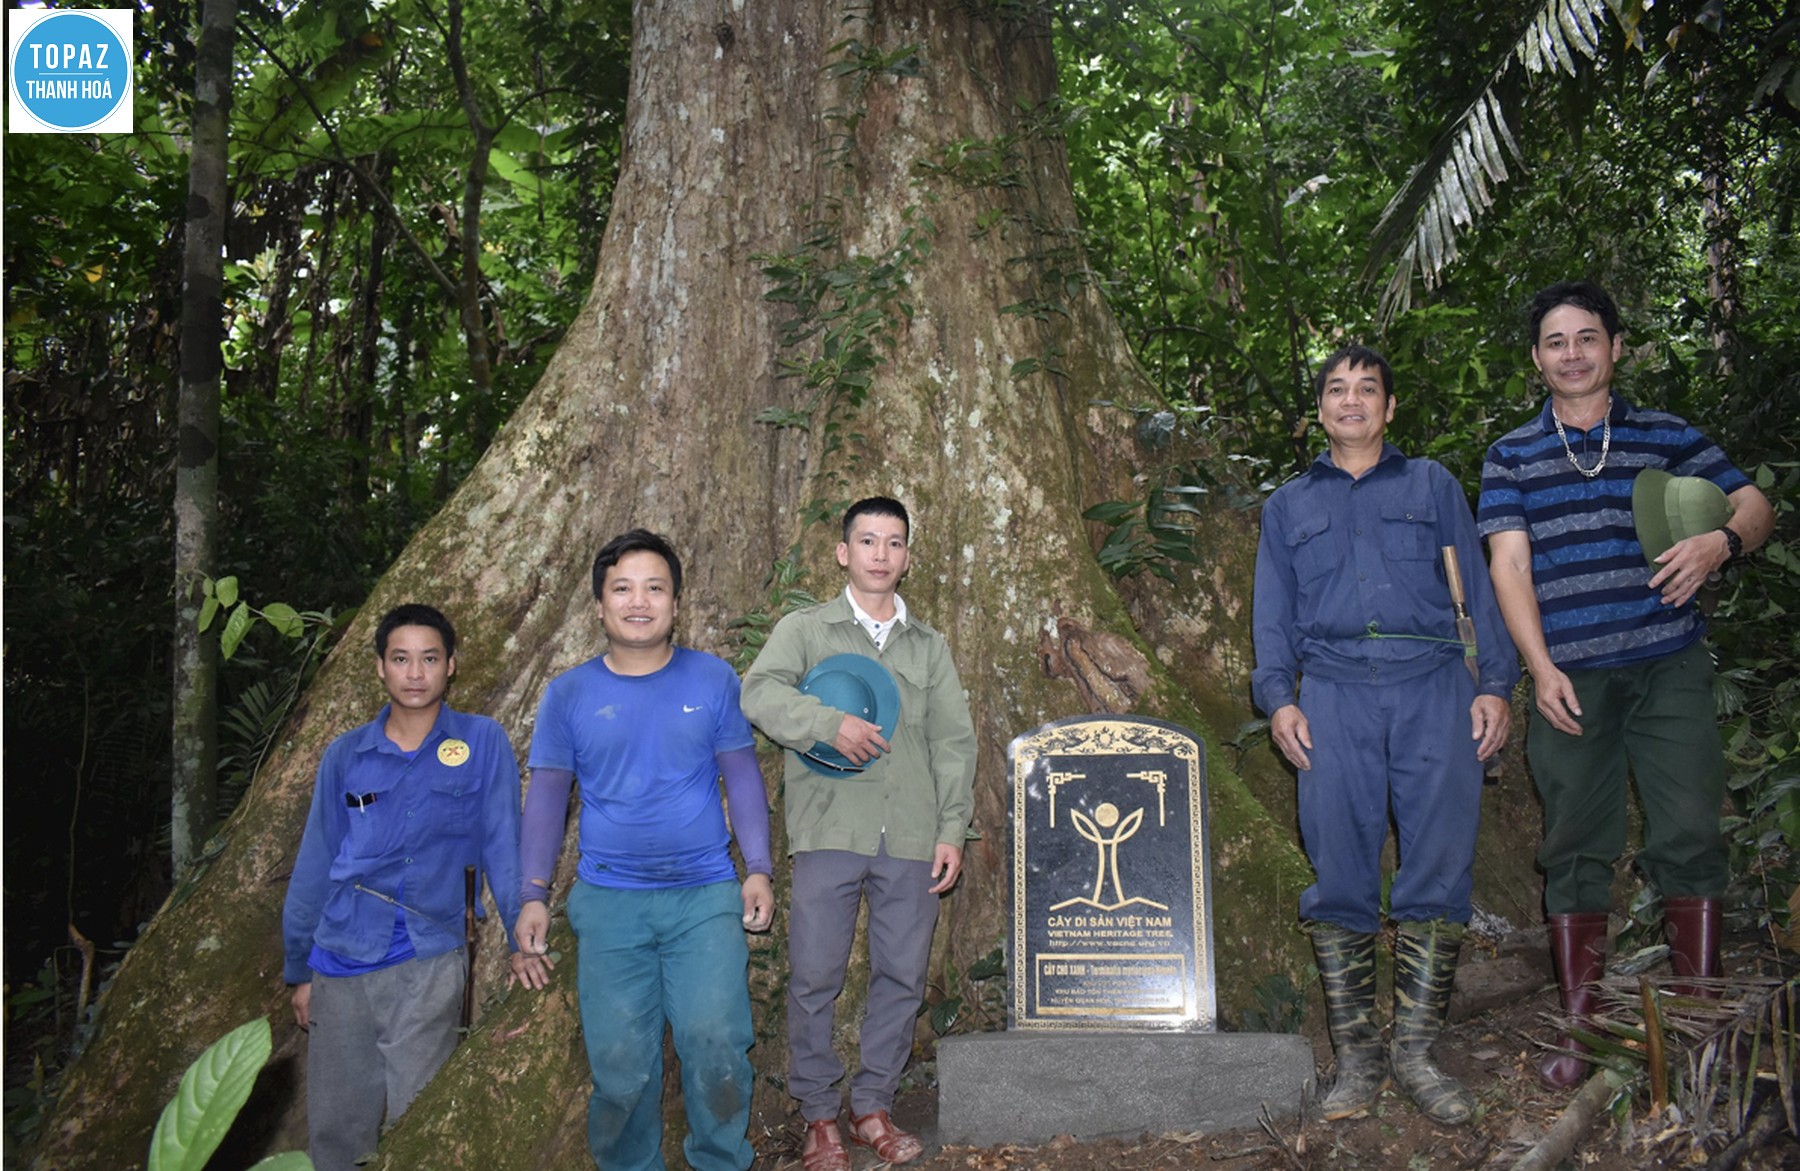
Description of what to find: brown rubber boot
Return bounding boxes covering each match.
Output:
[1539,912,1608,1089]
[1663,895,1722,998]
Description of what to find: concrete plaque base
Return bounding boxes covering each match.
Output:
[936,1030,1315,1146]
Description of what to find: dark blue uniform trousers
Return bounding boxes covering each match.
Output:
[1296,657,1483,933]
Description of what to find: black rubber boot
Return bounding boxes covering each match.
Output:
[1390,920,1475,1125]
[1310,923,1388,1120]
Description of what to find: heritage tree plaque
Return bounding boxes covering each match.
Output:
[1010,715,1214,1030]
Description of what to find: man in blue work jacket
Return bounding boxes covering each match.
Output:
[283,604,550,1171]
[1252,345,1518,1125]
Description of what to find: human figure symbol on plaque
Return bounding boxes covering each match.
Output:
[1051,801,1169,913]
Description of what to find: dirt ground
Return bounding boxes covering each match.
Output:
[761,930,1799,1171]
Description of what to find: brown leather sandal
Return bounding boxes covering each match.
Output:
[802,1119,850,1171]
[849,1110,924,1165]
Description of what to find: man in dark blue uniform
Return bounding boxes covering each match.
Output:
[1253,346,1518,1124]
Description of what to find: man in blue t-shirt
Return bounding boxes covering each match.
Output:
[282,604,550,1171]
[1479,281,1773,1088]
[515,529,773,1171]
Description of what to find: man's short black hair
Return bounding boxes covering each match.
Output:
[1314,344,1393,401]
[1528,281,1622,345]
[592,529,683,600]
[374,603,457,659]
[842,496,910,541]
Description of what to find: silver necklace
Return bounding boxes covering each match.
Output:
[1552,409,1610,478]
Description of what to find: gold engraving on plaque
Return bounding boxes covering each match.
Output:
[1015,719,1200,762]
[1047,769,1084,826]
[1126,769,1167,824]
[1011,717,1213,1030]
[1050,801,1169,912]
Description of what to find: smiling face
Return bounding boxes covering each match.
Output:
[375,624,455,713]
[1532,303,1622,406]
[837,509,910,607]
[596,549,679,651]
[1316,359,1395,449]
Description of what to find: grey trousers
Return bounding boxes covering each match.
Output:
[788,844,938,1121]
[306,948,465,1171]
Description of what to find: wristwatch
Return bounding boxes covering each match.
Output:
[1715,525,1743,563]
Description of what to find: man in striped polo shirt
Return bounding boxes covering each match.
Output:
[1478,281,1773,1089]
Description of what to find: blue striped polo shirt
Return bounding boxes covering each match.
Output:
[1477,395,1749,670]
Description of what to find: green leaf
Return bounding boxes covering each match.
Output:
[1081,500,1139,524]
[965,946,1006,982]
[220,602,256,661]
[147,1018,272,1171]
[261,602,305,640]
[247,1155,314,1171]
[215,576,239,608]
[198,595,220,633]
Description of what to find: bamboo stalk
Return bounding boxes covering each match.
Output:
[1642,975,1667,1114]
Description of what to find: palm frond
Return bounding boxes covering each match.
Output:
[1369,0,1639,323]
[1570,972,1800,1155]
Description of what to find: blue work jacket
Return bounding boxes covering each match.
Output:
[1251,444,1519,717]
[282,704,525,984]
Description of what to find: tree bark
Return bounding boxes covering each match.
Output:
[445,0,500,446]
[34,3,1317,1166]
[169,0,237,876]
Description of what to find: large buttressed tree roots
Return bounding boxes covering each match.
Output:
[34,3,1318,1166]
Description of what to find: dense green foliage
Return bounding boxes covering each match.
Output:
[3,0,629,1032]
[3,0,1796,1145]
[1056,0,1800,931]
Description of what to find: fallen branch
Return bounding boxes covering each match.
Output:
[1509,1072,1631,1171]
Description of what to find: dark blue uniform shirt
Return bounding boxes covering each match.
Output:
[1252,444,1519,716]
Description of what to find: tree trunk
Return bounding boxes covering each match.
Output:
[1697,57,1740,376]
[169,0,237,876]
[33,3,1316,1166]
[446,0,500,447]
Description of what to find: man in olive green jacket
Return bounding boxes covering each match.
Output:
[741,496,976,1171]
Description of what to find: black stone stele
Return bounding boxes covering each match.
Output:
[1009,715,1215,1031]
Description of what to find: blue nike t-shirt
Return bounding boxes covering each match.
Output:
[528,648,754,890]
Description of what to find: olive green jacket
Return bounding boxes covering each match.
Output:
[740,593,976,862]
